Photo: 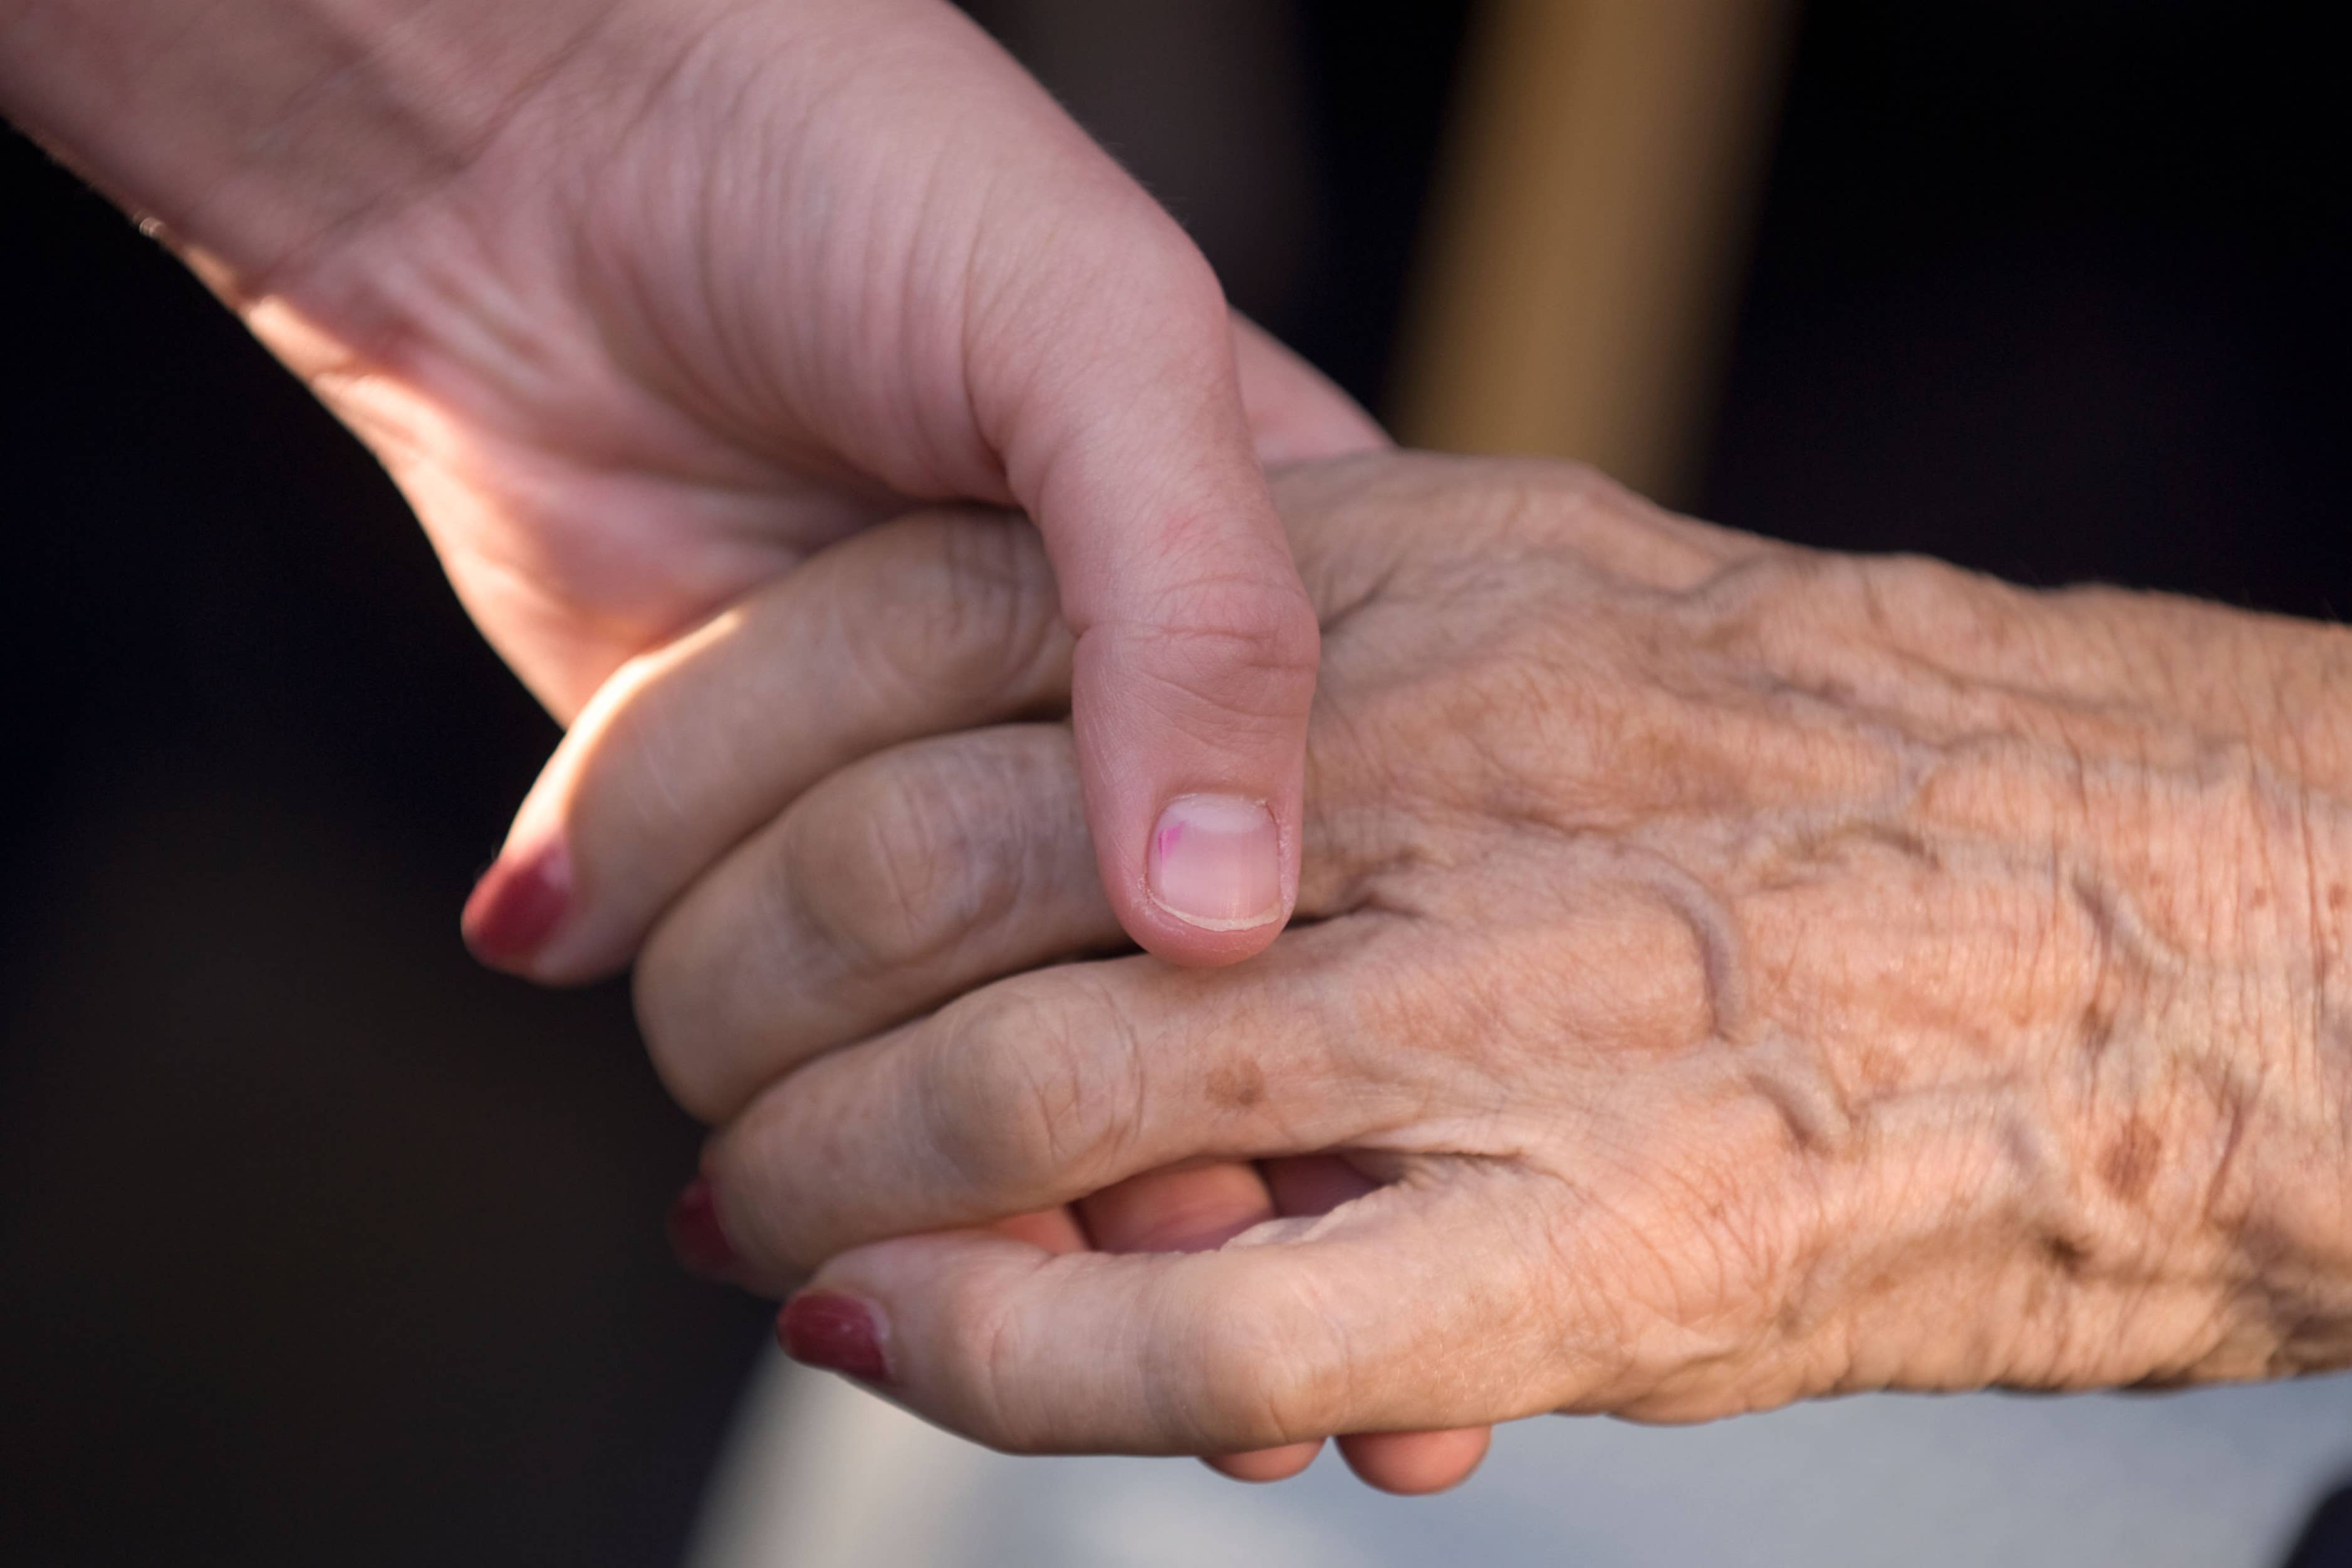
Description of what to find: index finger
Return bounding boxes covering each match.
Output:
[461,511,1071,982]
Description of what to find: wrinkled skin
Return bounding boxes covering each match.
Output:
[5,0,1373,971]
[533,452,2352,1477]
[4,0,1393,1485]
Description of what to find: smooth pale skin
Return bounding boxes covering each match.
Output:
[0,0,1460,1490]
[522,452,2352,1482]
[0,0,1375,967]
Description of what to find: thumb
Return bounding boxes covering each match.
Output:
[985,236,1319,965]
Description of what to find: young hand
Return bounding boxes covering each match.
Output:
[2,0,1380,968]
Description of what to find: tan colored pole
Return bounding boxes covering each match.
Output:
[1393,0,1798,505]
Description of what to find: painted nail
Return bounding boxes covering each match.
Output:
[1147,794,1283,932]
[665,1178,736,1280]
[461,841,570,967]
[777,1292,890,1384]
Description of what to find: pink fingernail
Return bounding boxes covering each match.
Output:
[778,1292,891,1384]
[461,841,570,967]
[1147,794,1283,932]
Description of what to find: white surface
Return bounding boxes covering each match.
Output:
[690,1348,2352,1567]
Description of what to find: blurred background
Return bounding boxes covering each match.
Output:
[3,1,2344,1564]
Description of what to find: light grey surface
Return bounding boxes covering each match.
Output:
[692,1349,2352,1567]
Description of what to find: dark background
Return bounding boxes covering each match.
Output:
[3,3,2344,1563]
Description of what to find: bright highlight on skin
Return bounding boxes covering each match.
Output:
[1148,793,1283,931]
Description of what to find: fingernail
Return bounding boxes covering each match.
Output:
[461,841,570,967]
[665,1178,737,1280]
[778,1292,890,1384]
[1148,794,1282,932]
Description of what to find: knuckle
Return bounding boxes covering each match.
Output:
[868,516,1059,700]
[786,758,988,975]
[1148,569,1321,666]
[1120,573,1321,734]
[935,1270,1046,1452]
[1173,1270,1351,1448]
[1064,197,1227,319]
[1510,454,1622,523]
[1137,236,1232,333]
[1487,457,1746,589]
[920,978,1142,1202]
[1461,456,1629,559]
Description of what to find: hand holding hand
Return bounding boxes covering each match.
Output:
[536,452,2352,1465]
[3,0,1381,969]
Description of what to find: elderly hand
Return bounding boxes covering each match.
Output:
[526,453,2352,1478]
[3,0,1374,972]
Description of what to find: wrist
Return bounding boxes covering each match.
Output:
[1778,571,2352,1395]
[0,0,633,290]
[2210,625,2352,1374]
[2065,600,2352,1381]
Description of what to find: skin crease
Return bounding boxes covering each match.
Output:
[0,0,1376,972]
[18,0,2345,1487]
[1,0,1454,1489]
[530,452,2352,1468]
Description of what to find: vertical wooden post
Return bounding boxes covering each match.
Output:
[1393,0,1797,504]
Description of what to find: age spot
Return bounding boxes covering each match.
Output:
[1207,1061,1266,1110]
[2099,1114,2162,1204]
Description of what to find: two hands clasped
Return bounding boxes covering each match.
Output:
[480,453,2352,1495]
[10,0,2351,1503]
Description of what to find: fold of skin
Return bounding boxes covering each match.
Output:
[543,452,2352,1454]
[1,0,1432,1483]
[3,0,1391,977]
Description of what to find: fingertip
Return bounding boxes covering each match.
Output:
[1048,504,1316,971]
[1120,893,1293,968]
[1202,1440,1324,1484]
[461,839,571,974]
[1098,782,1300,967]
[1335,1427,1494,1496]
[1117,749,1310,968]
[1145,793,1286,939]
[777,1290,892,1386]
[666,1177,739,1283]
[1078,1160,1276,1255]
[1101,675,1311,968]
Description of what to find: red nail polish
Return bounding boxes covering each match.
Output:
[778,1292,890,1384]
[462,842,570,966]
[666,1178,737,1280]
